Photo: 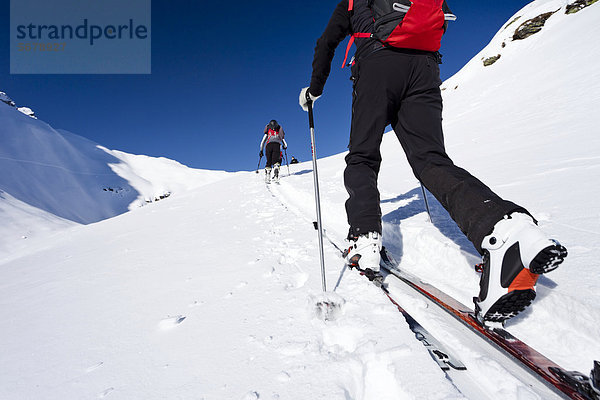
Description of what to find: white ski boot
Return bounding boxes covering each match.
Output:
[345,231,382,273]
[273,163,280,184]
[265,167,272,184]
[474,213,567,324]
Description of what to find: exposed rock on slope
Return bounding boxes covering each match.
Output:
[512,10,558,40]
[566,0,599,14]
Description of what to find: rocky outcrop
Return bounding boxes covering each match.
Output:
[513,11,557,40]
[483,55,501,67]
[504,16,522,30]
[566,0,599,14]
[1,91,36,118]
[1,92,16,107]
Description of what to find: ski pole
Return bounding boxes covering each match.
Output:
[284,148,290,176]
[255,154,262,174]
[420,183,433,223]
[307,99,327,292]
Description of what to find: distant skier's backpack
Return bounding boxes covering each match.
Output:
[367,0,456,51]
[266,126,282,145]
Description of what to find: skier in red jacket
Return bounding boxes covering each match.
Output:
[299,0,567,324]
[260,119,287,184]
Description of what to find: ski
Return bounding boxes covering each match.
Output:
[380,247,600,400]
[268,180,597,398]
[346,262,466,372]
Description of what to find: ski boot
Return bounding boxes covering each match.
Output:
[265,167,272,184]
[474,213,568,324]
[345,231,382,273]
[273,163,280,184]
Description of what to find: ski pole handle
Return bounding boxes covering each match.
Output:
[307,99,315,130]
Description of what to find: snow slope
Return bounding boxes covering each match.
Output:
[0,100,229,258]
[1,1,600,399]
[0,172,472,400]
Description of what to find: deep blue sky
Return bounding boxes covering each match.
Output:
[0,1,531,172]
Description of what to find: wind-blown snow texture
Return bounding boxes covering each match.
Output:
[1,1,599,399]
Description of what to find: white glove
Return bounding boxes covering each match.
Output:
[299,87,321,112]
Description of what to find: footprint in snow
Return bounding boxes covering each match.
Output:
[276,371,291,382]
[86,362,104,373]
[159,315,186,330]
[98,387,114,398]
[277,341,309,357]
[262,335,274,345]
[284,273,308,290]
[241,391,260,400]
[188,300,203,308]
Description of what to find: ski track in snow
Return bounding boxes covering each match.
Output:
[0,170,468,400]
[268,169,556,400]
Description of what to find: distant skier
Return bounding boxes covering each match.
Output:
[290,156,299,165]
[298,0,567,324]
[259,120,287,184]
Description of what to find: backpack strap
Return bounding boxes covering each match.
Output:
[342,32,372,68]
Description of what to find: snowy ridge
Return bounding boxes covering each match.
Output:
[1,0,600,398]
[1,90,36,118]
[104,147,229,203]
[0,91,14,105]
[0,98,229,259]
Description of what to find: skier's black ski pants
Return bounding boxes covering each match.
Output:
[265,142,281,169]
[345,48,528,254]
